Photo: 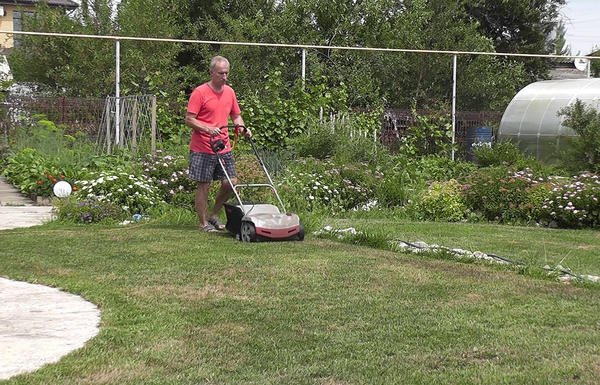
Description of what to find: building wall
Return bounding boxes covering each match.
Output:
[0,4,37,49]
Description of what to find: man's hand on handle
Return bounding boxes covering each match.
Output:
[235,124,252,138]
[208,127,220,137]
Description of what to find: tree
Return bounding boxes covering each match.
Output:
[550,19,571,55]
[9,1,117,97]
[559,100,600,172]
[7,0,554,114]
[465,0,566,80]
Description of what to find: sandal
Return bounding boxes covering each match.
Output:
[201,223,218,232]
[208,217,225,230]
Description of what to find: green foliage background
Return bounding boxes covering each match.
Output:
[7,0,566,118]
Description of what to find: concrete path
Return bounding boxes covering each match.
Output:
[0,176,101,381]
[0,278,101,380]
[0,176,55,229]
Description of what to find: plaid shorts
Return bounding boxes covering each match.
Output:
[189,151,237,182]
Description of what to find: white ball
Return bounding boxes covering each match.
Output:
[53,181,72,198]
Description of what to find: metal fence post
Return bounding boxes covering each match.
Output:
[115,39,120,146]
[151,95,157,156]
[302,48,306,88]
[451,54,457,161]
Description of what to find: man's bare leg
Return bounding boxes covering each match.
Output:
[208,177,237,220]
[195,181,212,228]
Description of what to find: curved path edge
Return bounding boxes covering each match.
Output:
[0,277,101,380]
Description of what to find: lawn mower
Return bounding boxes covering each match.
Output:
[212,125,304,242]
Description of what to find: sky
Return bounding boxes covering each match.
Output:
[561,0,600,55]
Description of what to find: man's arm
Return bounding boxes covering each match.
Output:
[232,114,251,137]
[185,112,220,136]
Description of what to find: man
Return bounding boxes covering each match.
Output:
[185,55,251,232]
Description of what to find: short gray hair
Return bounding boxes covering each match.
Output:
[209,56,230,72]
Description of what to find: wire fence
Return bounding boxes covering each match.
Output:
[315,108,501,157]
[0,94,503,159]
[98,95,156,154]
[381,109,502,157]
[0,94,157,155]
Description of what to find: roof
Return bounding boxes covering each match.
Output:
[548,67,589,80]
[0,1,78,10]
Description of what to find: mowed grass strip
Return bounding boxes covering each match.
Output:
[0,224,599,385]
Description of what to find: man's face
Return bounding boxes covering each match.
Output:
[210,61,230,87]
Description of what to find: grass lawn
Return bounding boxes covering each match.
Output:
[0,221,599,384]
[329,218,600,276]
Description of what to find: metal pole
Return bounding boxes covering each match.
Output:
[151,95,157,155]
[451,54,457,161]
[301,48,306,87]
[115,39,120,145]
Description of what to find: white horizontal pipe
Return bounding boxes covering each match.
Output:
[1,30,598,60]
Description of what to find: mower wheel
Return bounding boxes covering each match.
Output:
[240,221,257,242]
[297,224,305,241]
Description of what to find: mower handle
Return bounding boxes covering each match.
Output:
[216,125,285,212]
[219,124,248,134]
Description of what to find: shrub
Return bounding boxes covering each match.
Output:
[418,155,477,182]
[53,196,125,223]
[76,170,164,215]
[473,141,532,168]
[288,122,338,159]
[140,150,196,208]
[462,166,552,223]
[278,158,378,214]
[3,148,78,197]
[399,110,453,157]
[233,151,279,204]
[375,155,424,208]
[558,100,600,173]
[413,179,468,222]
[540,172,600,228]
[240,69,347,149]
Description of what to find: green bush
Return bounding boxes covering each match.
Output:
[558,100,600,173]
[278,158,377,214]
[3,117,121,197]
[140,150,196,207]
[413,179,468,222]
[2,148,77,197]
[418,155,477,182]
[472,141,532,168]
[375,155,424,208]
[240,69,347,149]
[288,122,338,159]
[540,172,600,228]
[462,166,552,223]
[53,196,126,223]
[76,170,164,215]
[398,110,453,157]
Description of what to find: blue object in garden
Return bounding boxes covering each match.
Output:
[466,126,493,160]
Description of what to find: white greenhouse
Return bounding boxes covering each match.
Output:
[498,78,600,162]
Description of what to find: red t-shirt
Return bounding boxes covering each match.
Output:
[187,83,241,153]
